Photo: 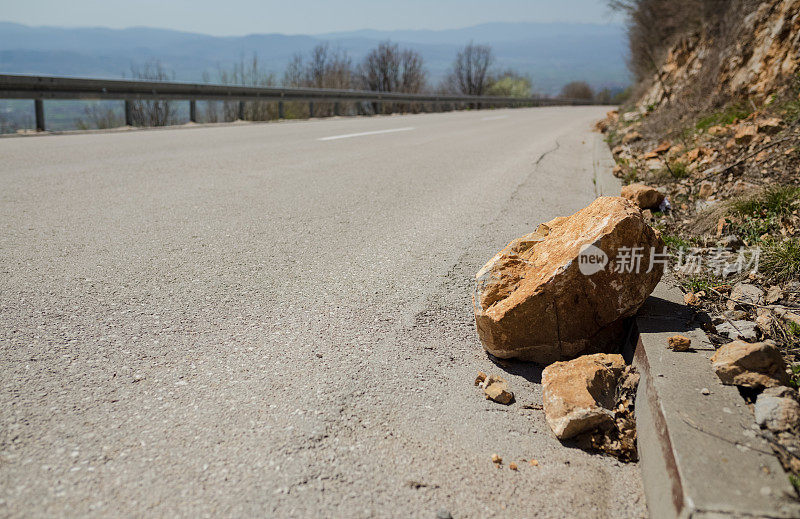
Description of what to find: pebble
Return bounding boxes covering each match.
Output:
[701,388,710,395]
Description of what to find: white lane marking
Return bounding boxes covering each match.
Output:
[481,115,509,121]
[318,127,415,141]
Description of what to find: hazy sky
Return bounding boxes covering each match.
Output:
[1,0,621,35]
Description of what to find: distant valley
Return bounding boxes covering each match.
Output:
[0,21,629,94]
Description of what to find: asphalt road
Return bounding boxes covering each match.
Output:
[0,107,646,518]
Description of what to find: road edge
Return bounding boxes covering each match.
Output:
[633,279,800,518]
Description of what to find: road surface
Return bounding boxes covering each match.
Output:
[0,107,646,517]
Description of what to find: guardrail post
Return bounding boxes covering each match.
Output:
[309,102,314,118]
[238,101,245,121]
[124,100,133,126]
[334,102,341,116]
[34,99,45,131]
[189,100,197,123]
[278,101,285,119]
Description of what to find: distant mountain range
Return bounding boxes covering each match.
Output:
[0,21,629,95]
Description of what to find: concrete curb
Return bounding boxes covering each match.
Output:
[633,279,800,518]
[592,132,621,198]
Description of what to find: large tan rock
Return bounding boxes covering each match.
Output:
[473,197,664,363]
[542,354,626,439]
[621,184,665,210]
[710,340,789,389]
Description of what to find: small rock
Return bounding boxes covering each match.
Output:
[668,335,692,351]
[474,372,487,386]
[727,283,764,311]
[716,320,759,341]
[491,453,502,465]
[755,314,773,332]
[757,117,782,135]
[621,183,665,209]
[685,147,711,162]
[684,292,701,307]
[622,131,642,145]
[483,375,515,405]
[765,286,784,305]
[542,353,625,439]
[653,141,671,154]
[622,111,640,122]
[734,124,758,145]
[755,386,800,434]
[509,462,518,471]
[698,181,715,199]
[710,340,789,389]
[701,388,710,395]
[529,459,539,466]
[645,159,663,171]
[436,510,453,519]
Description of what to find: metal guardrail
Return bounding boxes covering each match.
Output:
[0,74,594,132]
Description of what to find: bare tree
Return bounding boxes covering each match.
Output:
[76,103,123,129]
[607,0,752,93]
[128,60,175,126]
[560,81,595,100]
[358,41,426,113]
[283,44,353,116]
[203,54,277,122]
[447,42,494,96]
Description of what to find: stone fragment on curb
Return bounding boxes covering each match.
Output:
[482,375,514,405]
[509,462,518,471]
[755,386,800,434]
[473,197,663,363]
[621,183,665,210]
[710,340,789,389]
[542,353,625,439]
[716,320,759,341]
[668,335,692,351]
[684,292,701,306]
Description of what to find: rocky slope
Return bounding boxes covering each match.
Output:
[601,0,800,493]
[637,0,800,111]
